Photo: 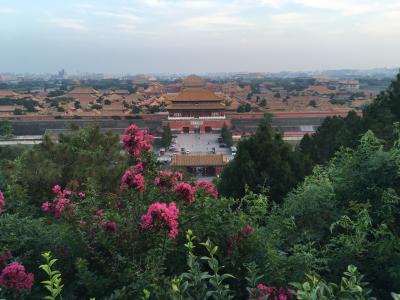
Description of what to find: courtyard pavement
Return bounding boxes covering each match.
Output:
[174,133,231,155]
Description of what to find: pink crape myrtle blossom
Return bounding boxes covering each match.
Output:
[93,209,104,220]
[195,181,218,198]
[249,284,294,300]
[120,169,145,193]
[78,192,86,199]
[226,224,255,257]
[140,202,179,239]
[52,184,62,194]
[100,220,118,232]
[41,185,75,219]
[121,124,154,156]
[173,182,195,204]
[0,262,34,292]
[0,191,5,215]
[154,171,183,191]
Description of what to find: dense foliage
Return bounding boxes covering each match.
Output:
[1,73,400,299]
[218,115,311,201]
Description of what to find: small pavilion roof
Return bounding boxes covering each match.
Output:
[171,154,227,167]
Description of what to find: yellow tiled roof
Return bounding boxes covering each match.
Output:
[171,154,227,167]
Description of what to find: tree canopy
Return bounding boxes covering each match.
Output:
[218,115,311,201]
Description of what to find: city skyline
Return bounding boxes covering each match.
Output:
[1,0,400,73]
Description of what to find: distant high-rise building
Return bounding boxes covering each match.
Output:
[58,69,66,79]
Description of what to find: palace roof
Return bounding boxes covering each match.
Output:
[173,88,222,102]
[171,154,227,167]
[183,75,206,88]
[167,103,225,110]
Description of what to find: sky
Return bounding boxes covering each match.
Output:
[0,0,399,74]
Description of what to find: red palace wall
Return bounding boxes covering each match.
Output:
[162,119,232,133]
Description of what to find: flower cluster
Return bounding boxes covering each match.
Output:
[173,182,196,204]
[140,202,179,239]
[120,163,145,193]
[226,224,255,257]
[0,262,34,292]
[100,220,118,232]
[0,191,5,215]
[249,284,294,300]
[41,185,75,219]
[154,171,183,191]
[121,124,153,156]
[195,181,218,198]
[87,209,118,233]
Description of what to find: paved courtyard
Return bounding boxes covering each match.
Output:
[174,133,231,155]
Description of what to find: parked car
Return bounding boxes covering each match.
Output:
[230,146,237,156]
[185,149,191,155]
[219,143,227,148]
[159,148,166,155]
[217,137,223,143]
[212,147,216,154]
[181,148,185,154]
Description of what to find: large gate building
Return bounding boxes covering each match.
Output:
[165,75,230,133]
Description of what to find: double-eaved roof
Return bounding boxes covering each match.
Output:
[173,88,222,102]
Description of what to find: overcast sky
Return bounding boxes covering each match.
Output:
[1,0,399,74]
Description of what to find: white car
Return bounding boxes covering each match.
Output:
[185,149,191,155]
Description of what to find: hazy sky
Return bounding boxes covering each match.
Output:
[1,0,399,74]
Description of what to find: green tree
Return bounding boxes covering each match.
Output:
[299,111,365,164]
[132,105,141,114]
[308,100,317,107]
[161,125,172,148]
[221,123,233,147]
[218,114,311,201]
[0,120,13,137]
[260,98,267,107]
[13,108,24,115]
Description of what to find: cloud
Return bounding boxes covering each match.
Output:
[45,18,89,31]
[141,0,215,9]
[362,9,400,36]
[270,12,309,25]
[181,13,251,31]
[0,7,15,14]
[91,11,141,23]
[255,0,397,16]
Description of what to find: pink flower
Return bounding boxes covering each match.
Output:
[249,284,293,300]
[140,202,179,239]
[121,124,154,156]
[121,170,145,193]
[154,171,183,191]
[100,221,118,232]
[226,224,255,257]
[78,192,86,199]
[52,184,62,194]
[0,262,34,291]
[244,224,255,235]
[42,186,75,219]
[41,202,50,212]
[173,182,195,204]
[93,209,104,220]
[0,191,5,215]
[195,181,218,198]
